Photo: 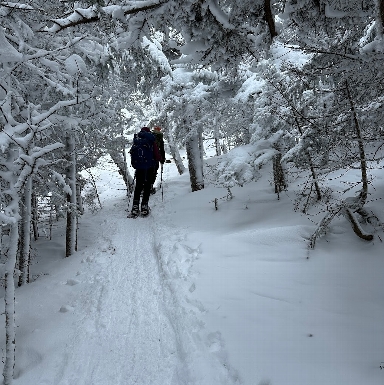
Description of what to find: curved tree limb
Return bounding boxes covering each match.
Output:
[343,208,374,241]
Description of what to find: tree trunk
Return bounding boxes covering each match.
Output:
[198,128,205,177]
[272,151,287,198]
[3,219,18,385]
[49,200,54,241]
[294,117,322,201]
[31,192,39,241]
[109,149,134,191]
[186,131,204,192]
[166,128,186,175]
[221,141,228,154]
[18,176,32,286]
[308,159,322,201]
[345,80,368,206]
[377,0,384,38]
[2,144,19,385]
[213,117,222,156]
[76,180,84,215]
[86,170,102,209]
[122,145,134,194]
[264,0,277,39]
[65,132,77,258]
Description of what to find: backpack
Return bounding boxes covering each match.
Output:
[152,130,165,163]
[129,134,155,169]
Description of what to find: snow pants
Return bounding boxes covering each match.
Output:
[133,167,155,206]
[151,162,160,187]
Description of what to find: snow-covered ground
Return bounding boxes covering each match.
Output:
[2,150,384,385]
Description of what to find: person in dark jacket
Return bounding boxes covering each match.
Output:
[150,126,165,194]
[130,127,161,216]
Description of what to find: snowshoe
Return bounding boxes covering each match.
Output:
[128,204,140,218]
[128,212,140,218]
[141,204,150,217]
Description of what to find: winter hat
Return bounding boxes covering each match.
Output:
[141,127,150,132]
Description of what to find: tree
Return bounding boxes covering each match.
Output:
[0,3,110,381]
[45,0,283,67]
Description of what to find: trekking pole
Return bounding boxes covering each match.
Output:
[160,163,164,202]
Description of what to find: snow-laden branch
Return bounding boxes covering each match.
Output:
[24,61,75,96]
[0,201,20,224]
[44,6,100,33]
[17,142,64,170]
[22,36,85,62]
[207,0,235,30]
[0,97,84,151]
[0,2,34,11]
[31,98,85,126]
[0,29,22,63]
[44,1,167,33]
[142,36,172,75]
[51,171,72,196]
[284,45,362,61]
[14,158,45,192]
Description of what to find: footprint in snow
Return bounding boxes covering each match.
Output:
[59,305,74,313]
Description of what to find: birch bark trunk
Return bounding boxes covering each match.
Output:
[166,128,186,175]
[186,130,204,192]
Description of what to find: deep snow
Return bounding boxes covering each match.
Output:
[1,150,384,385]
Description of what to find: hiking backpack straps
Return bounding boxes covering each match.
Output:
[129,134,155,169]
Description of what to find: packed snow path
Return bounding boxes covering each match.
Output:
[55,217,178,384]
[27,196,239,385]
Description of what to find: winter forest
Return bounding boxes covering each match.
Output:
[1,1,384,384]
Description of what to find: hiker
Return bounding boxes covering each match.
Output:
[150,126,166,194]
[129,127,162,217]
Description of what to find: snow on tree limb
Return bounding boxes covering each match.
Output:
[0,2,34,10]
[31,98,85,125]
[44,1,167,33]
[51,171,72,196]
[142,36,172,75]
[65,54,87,76]
[14,143,64,191]
[0,29,22,63]
[44,6,99,33]
[207,0,235,30]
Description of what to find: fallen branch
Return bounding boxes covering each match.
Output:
[309,197,374,248]
[343,208,373,241]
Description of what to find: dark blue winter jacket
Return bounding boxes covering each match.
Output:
[130,127,161,169]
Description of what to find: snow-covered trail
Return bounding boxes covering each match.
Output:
[53,211,179,385]
[17,191,239,385]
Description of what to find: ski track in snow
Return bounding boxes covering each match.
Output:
[45,198,239,385]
